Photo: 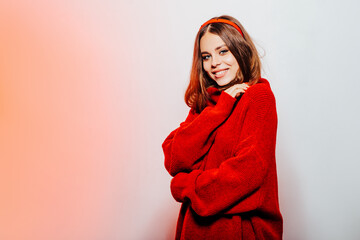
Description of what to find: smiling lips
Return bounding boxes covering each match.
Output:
[212,69,229,78]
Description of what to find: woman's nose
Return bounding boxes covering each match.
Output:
[211,56,220,67]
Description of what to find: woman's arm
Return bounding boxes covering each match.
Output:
[162,91,237,177]
[169,89,277,217]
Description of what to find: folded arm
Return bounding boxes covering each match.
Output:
[162,91,237,176]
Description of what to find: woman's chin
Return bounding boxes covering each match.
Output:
[214,78,233,87]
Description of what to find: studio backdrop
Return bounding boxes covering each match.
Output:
[1,0,359,239]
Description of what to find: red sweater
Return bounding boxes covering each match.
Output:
[162,78,283,240]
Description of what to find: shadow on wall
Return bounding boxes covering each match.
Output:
[142,199,179,240]
[277,144,308,240]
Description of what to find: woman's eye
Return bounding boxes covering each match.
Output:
[202,55,210,60]
[220,49,228,55]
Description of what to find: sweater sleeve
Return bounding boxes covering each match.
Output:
[162,91,237,177]
[170,89,277,217]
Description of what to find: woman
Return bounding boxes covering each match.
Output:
[162,15,283,240]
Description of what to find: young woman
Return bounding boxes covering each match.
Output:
[162,15,283,239]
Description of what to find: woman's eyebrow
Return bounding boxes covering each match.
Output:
[201,44,226,54]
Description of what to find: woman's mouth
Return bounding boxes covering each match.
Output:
[213,69,228,79]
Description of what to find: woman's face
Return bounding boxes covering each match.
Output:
[200,32,240,86]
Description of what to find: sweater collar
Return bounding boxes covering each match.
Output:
[206,86,221,106]
[205,78,269,105]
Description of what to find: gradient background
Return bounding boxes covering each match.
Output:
[1,0,360,239]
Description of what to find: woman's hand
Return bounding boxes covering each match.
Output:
[224,83,250,98]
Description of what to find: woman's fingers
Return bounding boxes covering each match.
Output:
[237,83,249,92]
[224,83,250,98]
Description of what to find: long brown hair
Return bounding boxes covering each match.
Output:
[184,15,262,113]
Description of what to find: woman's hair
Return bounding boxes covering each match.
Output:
[184,15,262,113]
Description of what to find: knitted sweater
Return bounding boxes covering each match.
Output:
[162,78,283,240]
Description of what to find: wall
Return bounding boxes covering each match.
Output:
[1,0,359,239]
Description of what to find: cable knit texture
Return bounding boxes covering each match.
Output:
[162,78,283,240]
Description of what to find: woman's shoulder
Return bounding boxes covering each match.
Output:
[243,78,276,104]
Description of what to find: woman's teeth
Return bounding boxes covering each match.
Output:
[214,69,228,78]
